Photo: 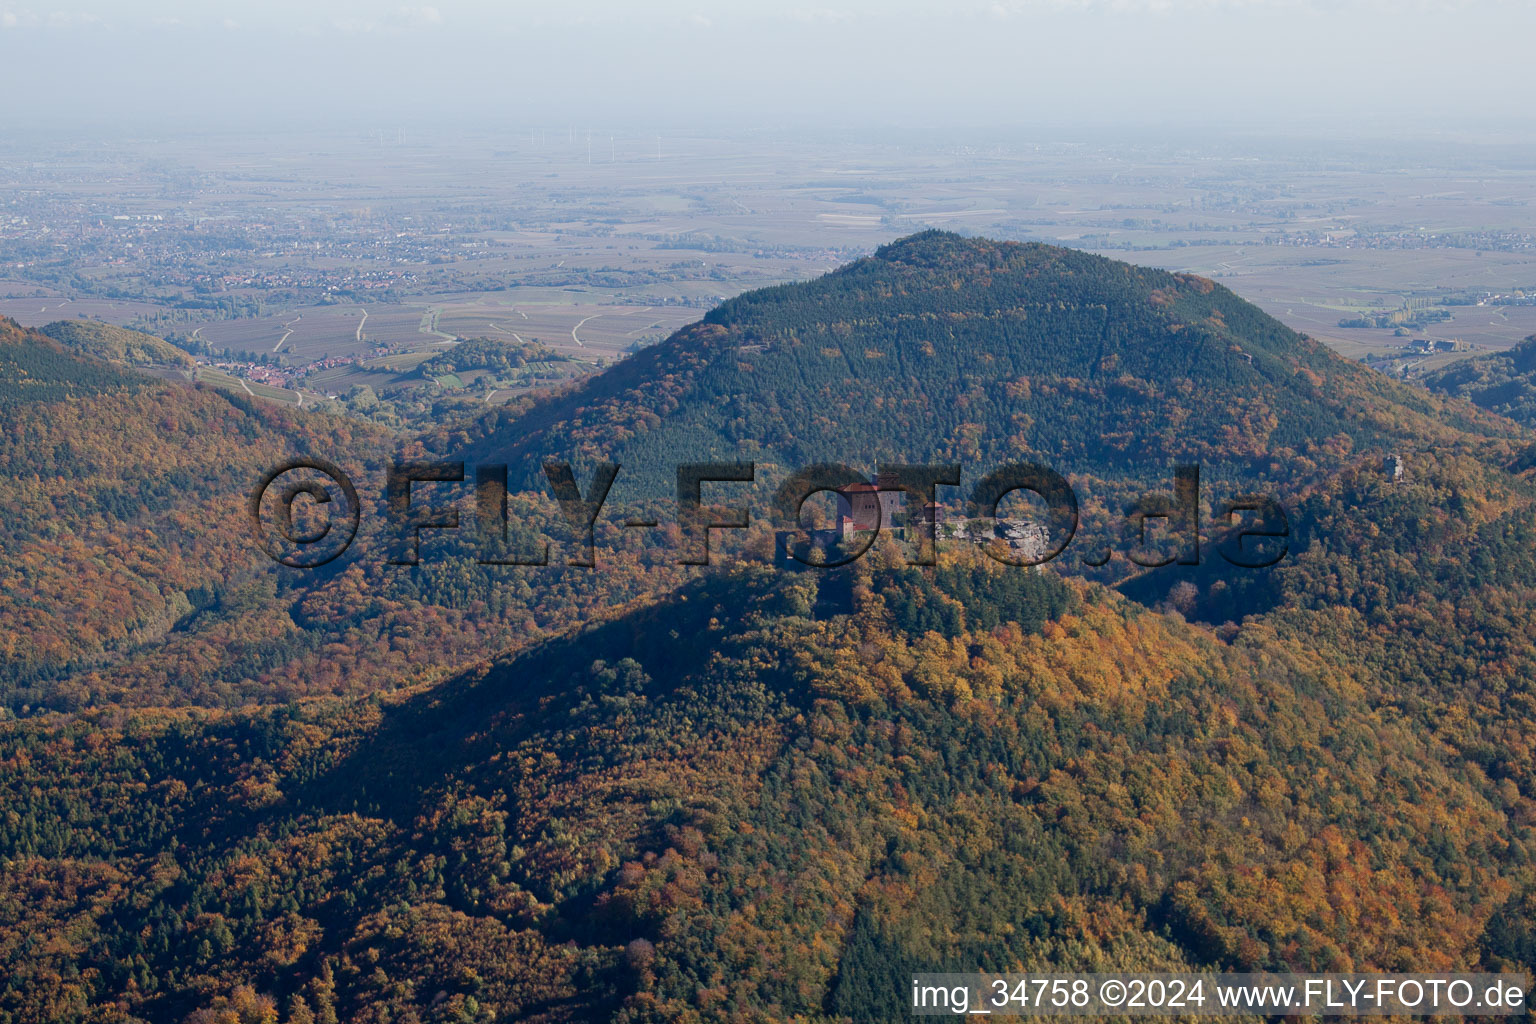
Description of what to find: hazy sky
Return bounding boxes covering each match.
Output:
[2,0,1533,133]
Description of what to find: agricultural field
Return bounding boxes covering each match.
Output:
[0,296,168,326]
[431,296,700,361]
[1154,241,1536,356]
[355,306,442,348]
[300,364,404,396]
[192,314,301,356]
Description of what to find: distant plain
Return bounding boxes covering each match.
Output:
[4,128,1534,398]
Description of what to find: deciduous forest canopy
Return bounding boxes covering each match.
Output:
[2,234,1535,1022]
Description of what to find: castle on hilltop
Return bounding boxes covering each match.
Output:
[776,473,1050,566]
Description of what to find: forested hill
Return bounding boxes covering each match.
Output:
[1422,335,1536,427]
[0,317,395,705]
[5,253,1536,1021]
[0,315,145,406]
[39,319,194,367]
[0,318,694,713]
[440,232,1511,493]
[4,552,1536,1022]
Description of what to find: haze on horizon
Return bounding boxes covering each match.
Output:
[1,0,1534,137]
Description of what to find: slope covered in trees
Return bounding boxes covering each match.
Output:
[0,317,391,705]
[0,316,140,408]
[0,318,687,713]
[440,232,1509,499]
[1422,336,1536,427]
[416,337,570,378]
[5,237,1521,712]
[3,239,1536,1022]
[39,319,195,367]
[0,554,1532,1022]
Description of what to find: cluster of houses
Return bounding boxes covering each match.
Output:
[1475,291,1535,307]
[211,345,396,393]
